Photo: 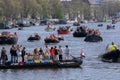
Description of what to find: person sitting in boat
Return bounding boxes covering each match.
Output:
[26,53,34,61]
[7,32,12,37]
[35,33,40,38]
[14,32,18,38]
[49,34,58,41]
[107,42,118,52]
[33,48,40,60]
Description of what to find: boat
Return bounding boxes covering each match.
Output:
[107,25,115,30]
[0,32,18,45]
[100,49,120,63]
[73,32,87,37]
[98,24,103,27]
[44,38,59,44]
[45,27,55,32]
[57,26,72,34]
[27,34,41,41]
[73,22,80,26]
[45,22,55,32]
[84,35,103,42]
[0,22,13,29]
[0,57,83,69]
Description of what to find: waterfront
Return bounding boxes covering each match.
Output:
[0,22,120,80]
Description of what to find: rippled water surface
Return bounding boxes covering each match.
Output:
[0,22,120,80]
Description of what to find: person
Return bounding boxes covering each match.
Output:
[16,45,22,62]
[14,32,18,38]
[33,48,40,60]
[58,45,63,61]
[80,49,85,58]
[10,45,15,63]
[45,45,50,58]
[50,47,55,61]
[54,46,58,61]
[21,47,26,62]
[108,42,118,52]
[39,48,43,55]
[1,47,7,65]
[64,45,69,60]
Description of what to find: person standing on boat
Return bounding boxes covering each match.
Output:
[1,47,7,65]
[64,45,69,60]
[54,46,58,61]
[58,45,63,61]
[21,47,26,62]
[10,45,15,63]
[45,45,50,59]
[16,45,22,62]
[50,47,55,61]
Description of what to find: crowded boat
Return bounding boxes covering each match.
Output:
[57,26,72,34]
[0,32,18,45]
[84,29,103,42]
[44,34,60,44]
[73,26,87,37]
[0,45,83,69]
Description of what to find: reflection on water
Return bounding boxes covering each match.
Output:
[0,22,120,80]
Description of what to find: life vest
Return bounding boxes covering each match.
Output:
[108,44,117,51]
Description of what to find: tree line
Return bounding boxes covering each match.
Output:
[0,0,91,21]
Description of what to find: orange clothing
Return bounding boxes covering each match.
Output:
[50,49,55,55]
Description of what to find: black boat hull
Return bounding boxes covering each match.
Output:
[0,37,18,45]
[27,37,40,41]
[73,32,87,37]
[0,59,83,69]
[84,35,103,42]
[44,39,59,44]
[100,49,120,63]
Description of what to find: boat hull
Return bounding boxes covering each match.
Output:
[0,59,83,69]
[44,39,59,44]
[27,37,40,41]
[58,31,70,34]
[73,32,87,37]
[0,37,18,45]
[84,35,103,42]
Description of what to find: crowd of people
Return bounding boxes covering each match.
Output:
[58,26,71,32]
[0,32,18,38]
[0,45,79,65]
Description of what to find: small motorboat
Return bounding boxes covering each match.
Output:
[27,34,41,42]
[0,32,18,45]
[99,49,120,63]
[57,26,72,34]
[84,35,103,42]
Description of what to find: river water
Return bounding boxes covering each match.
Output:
[0,22,120,80]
